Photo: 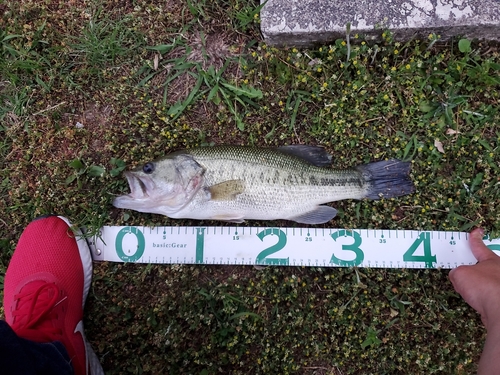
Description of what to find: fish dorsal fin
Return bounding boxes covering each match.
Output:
[208,180,245,201]
[276,145,332,167]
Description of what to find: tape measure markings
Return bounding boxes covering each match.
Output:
[88,226,500,269]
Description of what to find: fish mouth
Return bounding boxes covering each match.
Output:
[113,172,158,210]
[123,171,156,199]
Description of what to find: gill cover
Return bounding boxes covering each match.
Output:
[112,154,205,216]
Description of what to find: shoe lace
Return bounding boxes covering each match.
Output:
[12,282,66,342]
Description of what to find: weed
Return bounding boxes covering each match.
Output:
[458,38,472,53]
[202,62,263,130]
[65,159,105,188]
[109,158,127,177]
[138,40,263,130]
[231,0,267,31]
[361,327,382,349]
[66,6,146,88]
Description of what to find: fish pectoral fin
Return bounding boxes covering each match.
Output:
[212,214,245,223]
[289,206,338,224]
[208,180,245,201]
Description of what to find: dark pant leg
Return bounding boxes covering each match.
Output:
[0,320,74,375]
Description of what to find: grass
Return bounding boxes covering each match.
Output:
[1,0,500,374]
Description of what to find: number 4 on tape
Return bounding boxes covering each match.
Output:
[403,232,436,268]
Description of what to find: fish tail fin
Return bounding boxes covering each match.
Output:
[357,159,415,200]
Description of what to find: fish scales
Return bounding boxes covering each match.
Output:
[174,146,368,222]
[113,145,415,224]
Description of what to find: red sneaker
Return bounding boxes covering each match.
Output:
[3,215,103,375]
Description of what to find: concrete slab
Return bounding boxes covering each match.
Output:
[261,0,500,47]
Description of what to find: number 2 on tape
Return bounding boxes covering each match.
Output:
[255,228,289,265]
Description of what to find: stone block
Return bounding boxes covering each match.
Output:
[261,0,500,47]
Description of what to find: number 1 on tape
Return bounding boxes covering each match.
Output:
[88,226,500,269]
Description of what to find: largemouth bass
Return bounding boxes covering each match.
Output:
[113,145,414,224]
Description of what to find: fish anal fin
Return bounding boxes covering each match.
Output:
[211,214,245,223]
[276,145,332,167]
[208,180,245,201]
[289,206,338,224]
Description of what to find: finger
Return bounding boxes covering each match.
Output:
[469,228,498,262]
[449,264,465,286]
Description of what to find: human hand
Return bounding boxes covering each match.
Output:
[449,228,500,330]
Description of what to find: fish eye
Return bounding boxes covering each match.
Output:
[143,162,155,174]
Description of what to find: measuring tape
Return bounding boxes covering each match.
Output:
[88,226,500,269]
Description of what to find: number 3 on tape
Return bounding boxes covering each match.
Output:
[330,230,364,267]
